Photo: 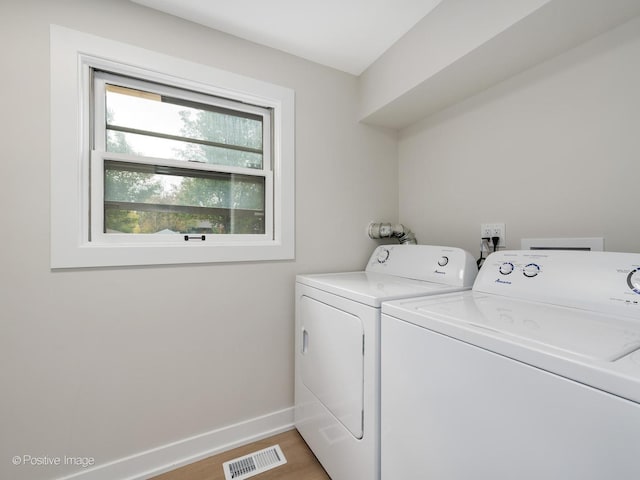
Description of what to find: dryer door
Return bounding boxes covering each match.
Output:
[299,295,364,439]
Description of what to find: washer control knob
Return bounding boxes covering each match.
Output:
[523,263,541,278]
[499,262,514,275]
[377,248,390,264]
[627,267,640,294]
[438,256,449,267]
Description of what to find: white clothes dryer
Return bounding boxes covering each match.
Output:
[295,244,477,480]
[381,250,640,480]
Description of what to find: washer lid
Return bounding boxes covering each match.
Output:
[408,293,640,361]
[296,272,466,308]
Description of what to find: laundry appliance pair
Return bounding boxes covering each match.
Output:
[296,246,640,480]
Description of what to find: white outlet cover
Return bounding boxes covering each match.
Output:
[480,223,506,247]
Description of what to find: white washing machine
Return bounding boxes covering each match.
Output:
[294,244,478,480]
[381,250,640,480]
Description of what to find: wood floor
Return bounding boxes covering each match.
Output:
[149,429,330,480]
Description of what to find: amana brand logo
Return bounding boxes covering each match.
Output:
[434,270,446,275]
[495,278,512,285]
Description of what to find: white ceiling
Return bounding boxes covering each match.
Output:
[130,0,443,75]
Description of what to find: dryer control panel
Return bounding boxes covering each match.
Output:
[366,245,477,287]
[475,250,640,318]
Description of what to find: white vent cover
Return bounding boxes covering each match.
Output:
[521,237,604,251]
[222,444,287,480]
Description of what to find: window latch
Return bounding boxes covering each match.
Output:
[184,235,206,241]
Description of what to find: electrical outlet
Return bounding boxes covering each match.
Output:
[481,223,506,249]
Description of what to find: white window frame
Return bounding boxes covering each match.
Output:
[50,25,295,268]
[91,71,274,244]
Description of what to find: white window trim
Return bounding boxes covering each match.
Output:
[50,25,295,268]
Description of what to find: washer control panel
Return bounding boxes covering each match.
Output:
[475,250,640,318]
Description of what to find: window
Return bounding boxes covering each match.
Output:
[50,26,294,268]
[93,72,272,241]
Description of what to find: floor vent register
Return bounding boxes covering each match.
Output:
[222,444,287,480]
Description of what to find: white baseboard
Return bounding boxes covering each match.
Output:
[57,407,295,480]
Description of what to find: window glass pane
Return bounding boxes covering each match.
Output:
[103,161,265,235]
[105,85,264,168]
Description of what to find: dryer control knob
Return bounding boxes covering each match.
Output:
[377,248,390,264]
[627,267,640,294]
[438,256,449,267]
[499,262,514,275]
[523,263,541,278]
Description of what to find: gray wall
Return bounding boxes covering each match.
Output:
[0,1,397,478]
[398,15,640,255]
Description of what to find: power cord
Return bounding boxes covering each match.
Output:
[478,236,502,269]
[477,237,491,269]
[491,236,500,252]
